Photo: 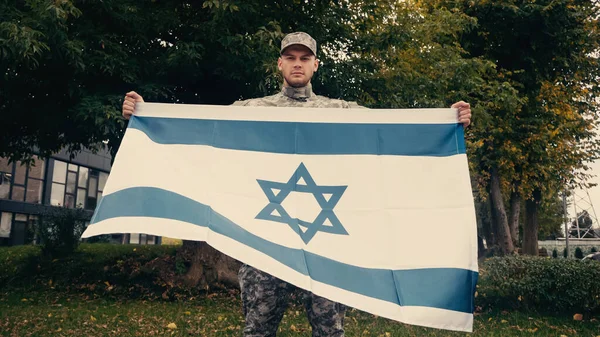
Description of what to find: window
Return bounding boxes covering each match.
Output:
[26,159,45,203]
[1,158,14,200]
[51,160,67,206]
[0,157,45,204]
[50,159,108,210]
[130,233,140,244]
[0,212,11,238]
[127,233,156,245]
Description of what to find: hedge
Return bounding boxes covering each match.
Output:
[478,255,600,314]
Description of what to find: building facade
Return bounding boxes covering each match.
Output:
[0,147,160,246]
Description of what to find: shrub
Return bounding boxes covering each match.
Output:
[592,247,598,253]
[477,256,600,314]
[552,249,558,258]
[563,248,568,258]
[36,206,88,258]
[0,243,180,294]
[575,247,584,259]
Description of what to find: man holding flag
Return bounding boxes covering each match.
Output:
[122,32,472,337]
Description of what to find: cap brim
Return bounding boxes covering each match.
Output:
[280,43,315,55]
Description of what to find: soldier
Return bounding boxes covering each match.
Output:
[122,32,472,337]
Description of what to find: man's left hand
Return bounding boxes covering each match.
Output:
[452,101,471,128]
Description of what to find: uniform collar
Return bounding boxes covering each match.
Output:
[281,84,313,101]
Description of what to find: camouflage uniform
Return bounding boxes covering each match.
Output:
[234,84,362,337]
[232,85,363,109]
[233,31,364,337]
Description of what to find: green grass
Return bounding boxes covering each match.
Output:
[2,244,600,336]
[1,289,599,336]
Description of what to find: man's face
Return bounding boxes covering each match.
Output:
[278,45,319,88]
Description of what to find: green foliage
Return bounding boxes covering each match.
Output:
[0,244,178,294]
[0,0,365,161]
[575,247,584,259]
[537,192,566,239]
[552,249,558,258]
[564,248,568,258]
[36,207,88,258]
[478,256,600,314]
[175,256,187,275]
[1,0,495,163]
[592,247,598,253]
[424,0,600,255]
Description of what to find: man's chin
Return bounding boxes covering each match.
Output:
[285,76,310,88]
[287,81,309,88]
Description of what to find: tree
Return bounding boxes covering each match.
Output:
[0,0,359,162]
[37,206,88,257]
[427,0,600,255]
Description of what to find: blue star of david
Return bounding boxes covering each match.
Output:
[255,163,348,244]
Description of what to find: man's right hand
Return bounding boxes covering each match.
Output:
[122,91,144,120]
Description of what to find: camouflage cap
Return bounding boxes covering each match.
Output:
[280,32,317,56]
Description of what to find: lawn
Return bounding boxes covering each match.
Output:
[1,289,599,337]
[2,244,599,336]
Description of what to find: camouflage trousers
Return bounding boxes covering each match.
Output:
[239,264,346,337]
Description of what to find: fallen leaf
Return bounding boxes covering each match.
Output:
[21,298,27,302]
[56,328,62,332]
[48,313,52,318]
[527,328,538,333]
[501,320,508,323]
[90,315,97,322]
[133,248,137,251]
[184,311,191,315]
[385,333,391,337]
[573,313,583,321]
[104,281,110,287]
[290,325,297,331]
[518,296,523,301]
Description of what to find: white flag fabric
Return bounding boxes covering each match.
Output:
[82,102,478,332]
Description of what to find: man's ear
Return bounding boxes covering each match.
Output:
[278,57,283,71]
[314,58,319,72]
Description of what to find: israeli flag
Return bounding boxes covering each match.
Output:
[82,103,478,332]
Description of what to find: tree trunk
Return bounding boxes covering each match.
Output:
[179,240,241,289]
[489,167,514,254]
[478,194,495,248]
[523,189,542,255]
[508,191,521,248]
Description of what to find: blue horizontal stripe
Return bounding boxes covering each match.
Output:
[129,116,466,156]
[91,187,477,313]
